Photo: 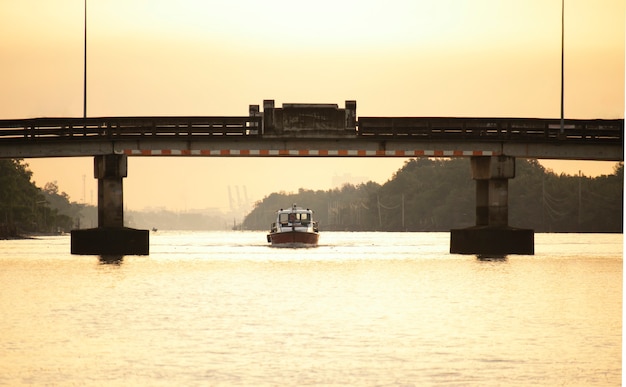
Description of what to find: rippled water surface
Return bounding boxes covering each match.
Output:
[0,232,622,386]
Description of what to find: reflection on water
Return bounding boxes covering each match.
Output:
[99,255,124,265]
[0,232,621,386]
[476,254,507,261]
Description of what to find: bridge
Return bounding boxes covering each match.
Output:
[0,100,622,256]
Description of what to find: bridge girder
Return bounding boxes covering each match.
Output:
[0,138,621,162]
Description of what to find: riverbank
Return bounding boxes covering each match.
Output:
[0,224,66,240]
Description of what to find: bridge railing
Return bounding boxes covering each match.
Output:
[357,117,623,143]
[0,116,262,140]
[0,116,622,145]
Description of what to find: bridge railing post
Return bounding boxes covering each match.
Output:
[345,100,356,130]
[263,99,275,133]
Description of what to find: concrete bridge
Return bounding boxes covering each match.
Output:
[0,100,622,257]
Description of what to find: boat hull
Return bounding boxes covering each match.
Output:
[268,231,319,247]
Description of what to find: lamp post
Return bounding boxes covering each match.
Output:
[83,0,87,119]
[560,0,564,134]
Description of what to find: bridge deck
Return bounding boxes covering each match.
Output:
[0,116,622,161]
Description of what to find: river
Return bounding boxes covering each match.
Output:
[0,231,622,386]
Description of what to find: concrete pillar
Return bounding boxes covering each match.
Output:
[488,179,508,226]
[71,154,149,256]
[95,154,126,227]
[475,179,489,226]
[470,155,514,227]
[450,156,534,257]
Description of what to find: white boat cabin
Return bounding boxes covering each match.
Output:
[270,205,318,233]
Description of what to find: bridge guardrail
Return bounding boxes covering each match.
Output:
[0,116,622,145]
[0,116,262,140]
[357,117,623,144]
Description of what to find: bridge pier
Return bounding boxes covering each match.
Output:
[71,154,149,255]
[450,156,534,257]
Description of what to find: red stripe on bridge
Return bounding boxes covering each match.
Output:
[122,149,498,157]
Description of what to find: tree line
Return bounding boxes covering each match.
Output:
[1,157,622,237]
[0,159,91,237]
[241,158,623,233]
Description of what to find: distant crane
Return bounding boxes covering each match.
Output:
[228,186,235,212]
[228,185,251,215]
[242,186,250,211]
[235,186,242,210]
[228,185,252,229]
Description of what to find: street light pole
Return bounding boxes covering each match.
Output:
[560,0,564,134]
[83,0,87,119]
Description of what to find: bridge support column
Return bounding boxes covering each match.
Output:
[71,154,149,255]
[450,156,534,257]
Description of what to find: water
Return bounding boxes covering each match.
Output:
[0,232,622,386]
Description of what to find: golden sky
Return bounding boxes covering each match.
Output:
[1,0,624,213]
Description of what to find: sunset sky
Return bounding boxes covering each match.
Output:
[1,0,624,214]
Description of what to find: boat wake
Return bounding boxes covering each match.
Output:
[269,242,318,249]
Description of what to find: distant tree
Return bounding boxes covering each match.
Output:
[241,158,623,233]
[511,160,623,232]
[0,159,41,236]
[0,160,95,237]
[40,181,82,232]
[369,158,473,231]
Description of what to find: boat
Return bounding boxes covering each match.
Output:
[267,204,319,247]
